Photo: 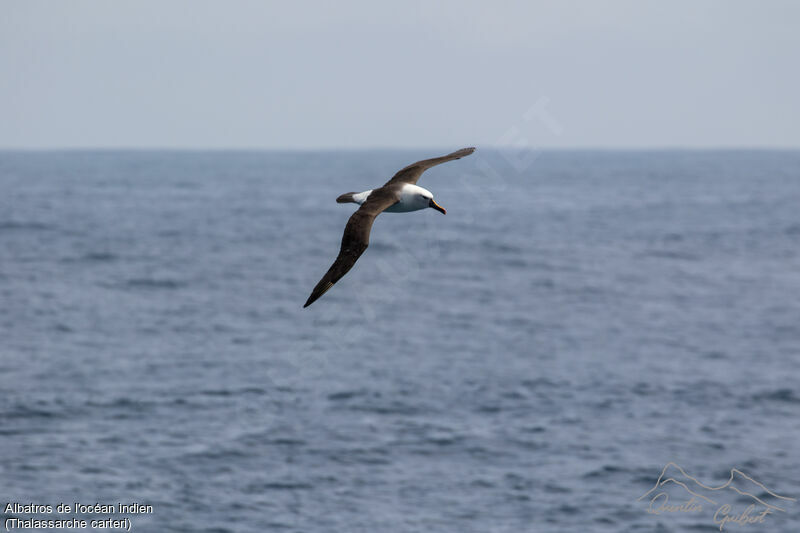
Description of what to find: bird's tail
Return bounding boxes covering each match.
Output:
[336,192,358,204]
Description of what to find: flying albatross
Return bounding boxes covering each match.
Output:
[304,147,476,308]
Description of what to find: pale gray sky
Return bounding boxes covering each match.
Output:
[2,1,799,149]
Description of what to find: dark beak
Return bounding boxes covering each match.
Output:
[429,198,446,214]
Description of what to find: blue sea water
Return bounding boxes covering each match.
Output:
[1,149,799,532]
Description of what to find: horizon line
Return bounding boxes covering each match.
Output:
[2,145,800,153]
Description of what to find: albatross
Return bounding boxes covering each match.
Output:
[303,147,476,308]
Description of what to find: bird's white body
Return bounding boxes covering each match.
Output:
[353,183,434,213]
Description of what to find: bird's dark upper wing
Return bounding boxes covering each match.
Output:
[304,188,399,307]
[383,147,475,186]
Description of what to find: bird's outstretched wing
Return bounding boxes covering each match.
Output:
[304,188,399,308]
[384,147,475,186]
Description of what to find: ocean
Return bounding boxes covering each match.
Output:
[2,149,799,532]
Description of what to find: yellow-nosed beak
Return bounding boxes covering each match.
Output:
[429,198,446,215]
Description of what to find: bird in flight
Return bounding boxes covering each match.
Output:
[304,147,476,308]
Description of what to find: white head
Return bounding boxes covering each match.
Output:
[405,184,446,214]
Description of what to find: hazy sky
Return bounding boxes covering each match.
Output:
[2,1,799,149]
